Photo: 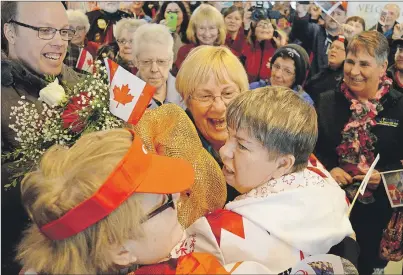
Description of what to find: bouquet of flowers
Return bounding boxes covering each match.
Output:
[2,61,124,189]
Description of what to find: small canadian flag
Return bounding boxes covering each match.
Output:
[104,58,156,125]
[76,48,94,73]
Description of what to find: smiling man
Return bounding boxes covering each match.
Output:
[1,2,80,273]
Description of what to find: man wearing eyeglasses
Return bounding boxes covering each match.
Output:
[1,2,80,274]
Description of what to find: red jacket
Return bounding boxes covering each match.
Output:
[241,40,277,83]
[225,29,246,58]
[174,43,198,74]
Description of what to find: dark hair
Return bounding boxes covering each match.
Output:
[346,16,366,31]
[154,1,189,44]
[247,19,277,46]
[223,5,244,18]
[1,1,18,54]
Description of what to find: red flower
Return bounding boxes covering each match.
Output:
[61,92,91,133]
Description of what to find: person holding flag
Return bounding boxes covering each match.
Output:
[315,31,403,274]
[291,1,347,77]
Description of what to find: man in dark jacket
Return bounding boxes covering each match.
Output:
[86,1,132,45]
[387,39,403,94]
[370,4,401,66]
[1,2,81,273]
[291,1,347,77]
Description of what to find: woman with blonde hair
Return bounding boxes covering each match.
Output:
[176,45,248,202]
[173,4,226,74]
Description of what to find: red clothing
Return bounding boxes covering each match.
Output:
[225,29,246,57]
[241,40,277,83]
[174,43,197,74]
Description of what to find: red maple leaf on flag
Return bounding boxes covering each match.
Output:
[87,59,93,66]
[113,84,134,108]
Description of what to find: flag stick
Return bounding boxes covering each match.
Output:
[313,1,342,26]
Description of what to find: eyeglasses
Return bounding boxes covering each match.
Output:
[272,63,295,77]
[117,39,133,45]
[329,45,345,52]
[190,91,240,107]
[71,26,86,33]
[8,20,75,41]
[256,22,272,29]
[138,58,171,67]
[141,194,175,224]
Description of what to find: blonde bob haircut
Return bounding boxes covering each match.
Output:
[66,9,90,33]
[16,129,146,274]
[115,18,147,40]
[226,86,318,172]
[186,4,226,45]
[176,45,249,105]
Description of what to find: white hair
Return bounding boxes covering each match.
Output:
[115,18,147,40]
[66,9,90,33]
[132,23,174,59]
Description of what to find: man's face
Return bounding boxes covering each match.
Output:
[384,5,400,26]
[325,8,346,32]
[9,2,69,75]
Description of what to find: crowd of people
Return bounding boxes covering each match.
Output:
[1,1,403,274]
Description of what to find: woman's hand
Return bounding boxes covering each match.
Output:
[341,23,355,39]
[272,31,287,48]
[159,19,167,26]
[353,169,381,185]
[330,167,353,186]
[393,23,403,40]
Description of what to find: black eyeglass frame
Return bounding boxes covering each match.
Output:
[8,19,75,41]
[141,194,175,224]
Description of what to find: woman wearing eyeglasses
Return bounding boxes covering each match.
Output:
[176,45,249,202]
[241,16,287,83]
[97,18,146,75]
[64,9,100,73]
[249,44,314,105]
[133,23,185,110]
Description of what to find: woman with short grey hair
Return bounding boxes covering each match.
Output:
[133,23,184,110]
[64,9,98,72]
[315,31,403,275]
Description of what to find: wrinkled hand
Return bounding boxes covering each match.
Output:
[393,23,403,40]
[353,169,381,185]
[309,4,322,20]
[330,167,353,186]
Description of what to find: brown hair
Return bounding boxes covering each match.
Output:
[347,31,389,65]
[223,5,244,18]
[346,16,366,31]
[226,86,318,172]
[1,1,18,54]
[16,129,145,274]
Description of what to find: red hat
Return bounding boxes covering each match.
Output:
[40,129,195,240]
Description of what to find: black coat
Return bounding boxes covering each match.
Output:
[86,9,133,44]
[304,65,343,104]
[315,86,403,274]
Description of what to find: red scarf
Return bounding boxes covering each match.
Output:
[337,76,392,203]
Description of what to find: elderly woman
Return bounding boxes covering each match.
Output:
[64,9,99,72]
[153,1,190,63]
[241,15,287,83]
[223,5,245,57]
[176,45,249,202]
[315,31,403,275]
[98,18,146,75]
[133,23,184,110]
[305,35,348,104]
[174,4,226,73]
[249,44,313,105]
